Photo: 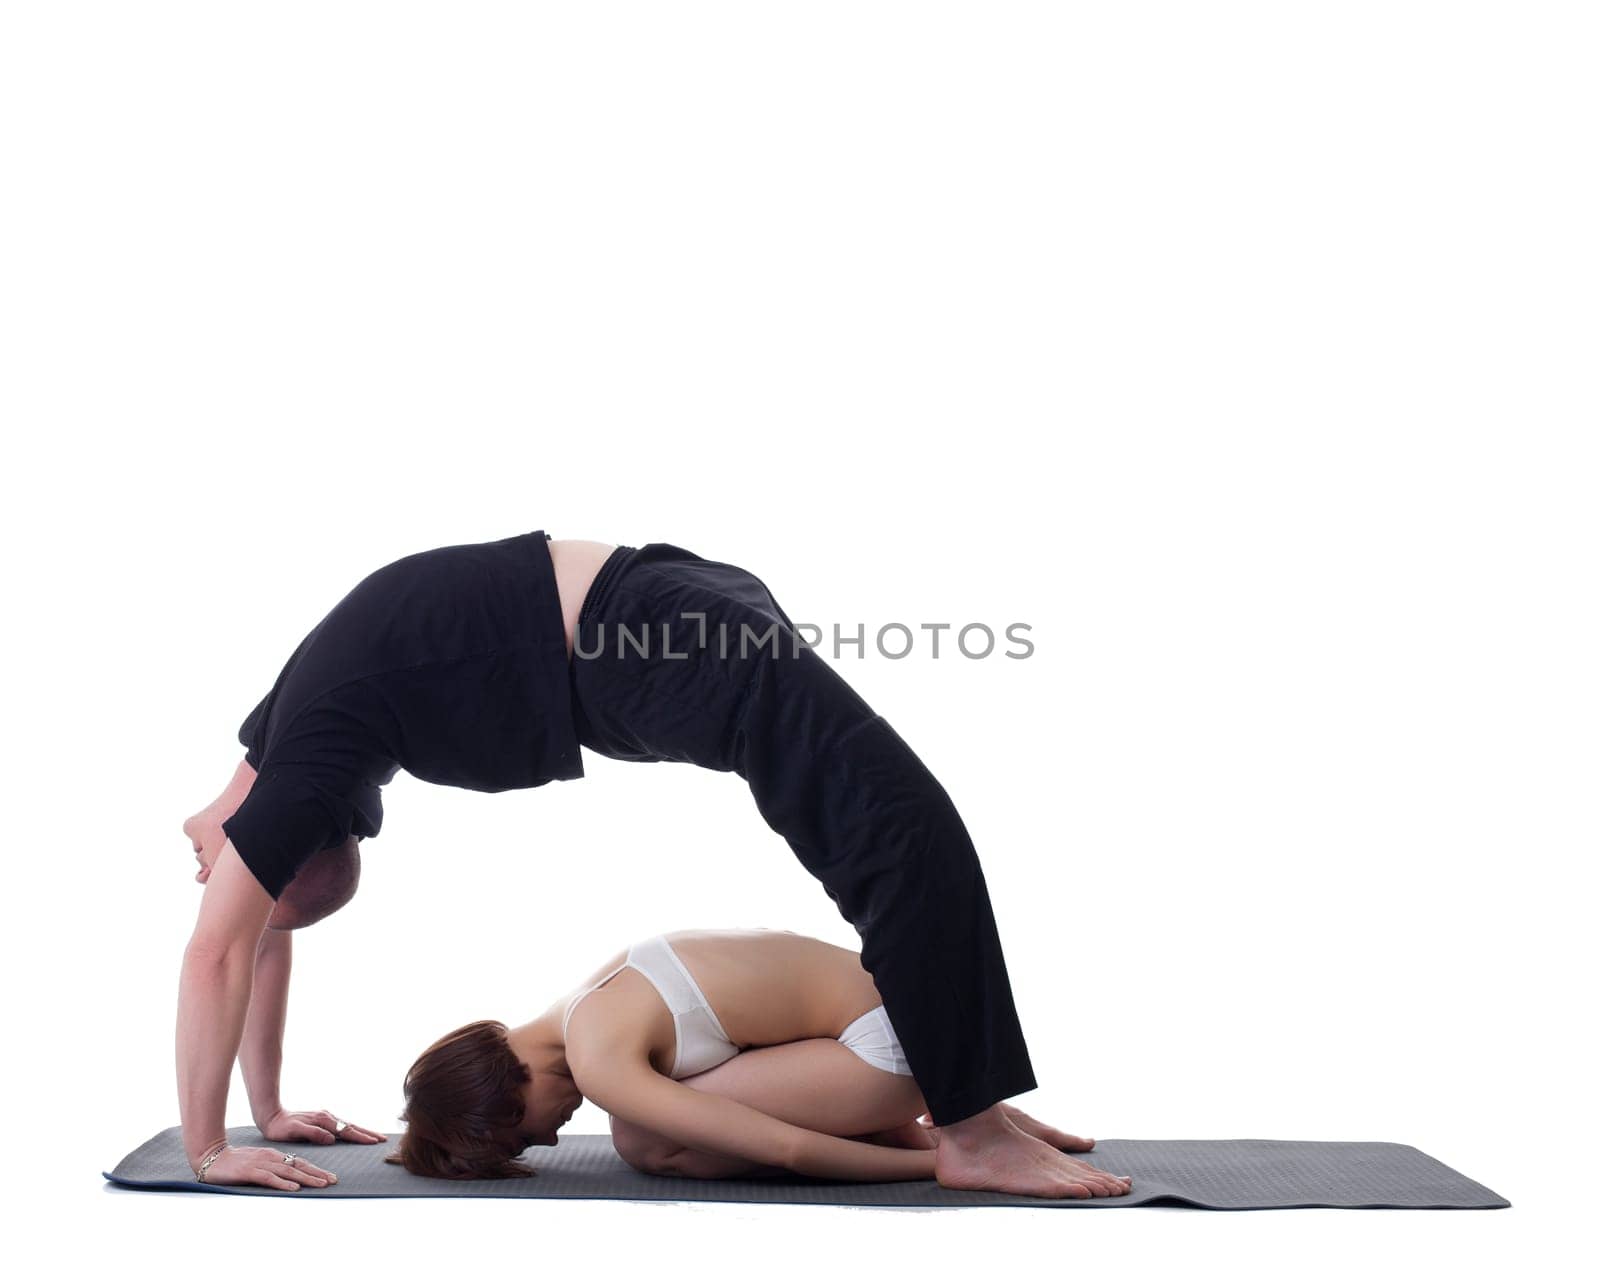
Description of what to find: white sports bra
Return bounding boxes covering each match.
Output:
[561,933,741,1079]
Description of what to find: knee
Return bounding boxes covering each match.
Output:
[608,1114,682,1175]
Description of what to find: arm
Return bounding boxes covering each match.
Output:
[573,1052,935,1182]
[223,756,258,809]
[235,927,386,1148]
[175,841,335,1189]
[177,840,273,1168]
[238,927,291,1128]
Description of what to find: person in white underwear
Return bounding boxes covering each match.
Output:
[386,928,1108,1185]
[559,935,914,1083]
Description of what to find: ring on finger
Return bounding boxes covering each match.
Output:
[283,1153,297,1166]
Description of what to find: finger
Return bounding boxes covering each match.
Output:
[305,1111,339,1131]
[289,1121,337,1144]
[253,1169,300,1192]
[285,1155,339,1184]
[329,1117,385,1142]
[285,1164,334,1188]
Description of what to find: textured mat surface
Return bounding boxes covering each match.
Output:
[105,1129,1508,1209]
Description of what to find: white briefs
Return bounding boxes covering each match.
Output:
[836,1003,916,1077]
[561,933,914,1080]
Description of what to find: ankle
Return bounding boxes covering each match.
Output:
[934,1103,1008,1143]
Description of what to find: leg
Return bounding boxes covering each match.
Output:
[735,640,1038,1126]
[740,640,1132,1197]
[571,552,1037,1124]
[609,1037,926,1180]
[571,552,1120,1194]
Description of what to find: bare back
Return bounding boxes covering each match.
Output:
[548,538,617,655]
[555,929,883,1077]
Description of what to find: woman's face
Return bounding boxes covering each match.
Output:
[518,1071,584,1147]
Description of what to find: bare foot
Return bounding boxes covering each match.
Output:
[935,1105,1132,1199]
[999,1102,1096,1153]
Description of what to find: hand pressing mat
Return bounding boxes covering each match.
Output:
[105,1129,1508,1209]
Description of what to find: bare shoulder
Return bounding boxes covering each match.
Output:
[563,969,661,1074]
[565,995,656,1090]
[549,944,626,1021]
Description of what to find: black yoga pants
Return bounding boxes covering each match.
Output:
[569,543,1038,1126]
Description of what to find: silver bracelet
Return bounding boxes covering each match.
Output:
[195,1144,227,1184]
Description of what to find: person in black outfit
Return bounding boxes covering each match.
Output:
[568,544,1037,1133]
[177,531,1129,1199]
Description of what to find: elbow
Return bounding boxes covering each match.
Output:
[183,934,255,973]
[186,911,270,969]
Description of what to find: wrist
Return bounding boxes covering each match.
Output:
[252,1101,284,1128]
[187,1133,228,1174]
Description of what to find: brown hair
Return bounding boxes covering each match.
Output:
[384,1020,536,1179]
[267,836,362,931]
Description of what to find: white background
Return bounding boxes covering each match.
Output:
[2,2,1594,1268]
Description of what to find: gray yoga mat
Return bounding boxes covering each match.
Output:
[105,1128,1508,1209]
